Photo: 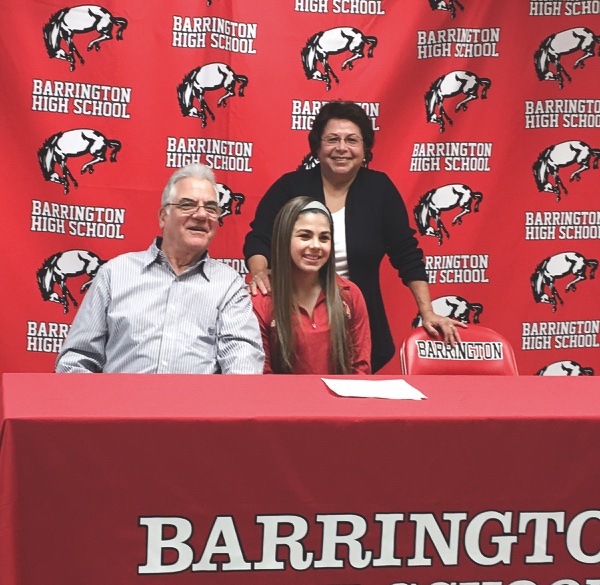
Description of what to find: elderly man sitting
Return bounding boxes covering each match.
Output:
[56,163,264,374]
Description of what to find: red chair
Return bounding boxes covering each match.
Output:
[400,324,519,375]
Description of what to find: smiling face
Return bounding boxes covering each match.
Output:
[290,211,332,276]
[316,118,365,181]
[159,176,219,261]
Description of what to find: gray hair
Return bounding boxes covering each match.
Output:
[161,164,217,207]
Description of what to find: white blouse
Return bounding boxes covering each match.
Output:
[332,207,349,278]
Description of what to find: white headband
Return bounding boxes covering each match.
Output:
[301,200,332,220]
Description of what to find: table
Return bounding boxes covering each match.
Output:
[1,373,600,585]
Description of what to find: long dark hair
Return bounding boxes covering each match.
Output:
[271,196,351,374]
[308,100,375,164]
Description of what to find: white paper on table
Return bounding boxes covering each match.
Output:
[321,378,427,400]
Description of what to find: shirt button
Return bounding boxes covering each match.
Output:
[312,323,316,329]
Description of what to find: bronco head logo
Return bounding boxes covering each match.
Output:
[301,27,377,91]
[177,63,248,128]
[37,249,105,313]
[412,295,483,328]
[38,128,121,194]
[414,184,482,246]
[533,140,600,202]
[531,252,598,312]
[534,27,599,89]
[215,183,245,226]
[43,5,127,71]
[297,153,319,170]
[536,360,594,376]
[428,0,464,18]
[425,70,491,133]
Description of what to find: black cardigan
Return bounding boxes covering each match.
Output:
[244,165,428,372]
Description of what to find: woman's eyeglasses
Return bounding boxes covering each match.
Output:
[321,135,363,147]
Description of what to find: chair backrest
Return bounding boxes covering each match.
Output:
[400,324,519,375]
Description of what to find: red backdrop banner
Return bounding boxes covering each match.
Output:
[1,0,599,375]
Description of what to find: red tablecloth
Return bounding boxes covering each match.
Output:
[1,373,599,584]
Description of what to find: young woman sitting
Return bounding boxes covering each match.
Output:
[251,196,371,374]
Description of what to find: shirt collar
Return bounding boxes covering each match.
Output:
[144,237,211,279]
[335,274,351,291]
[312,276,350,307]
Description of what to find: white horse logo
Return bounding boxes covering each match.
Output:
[414,184,482,246]
[537,360,594,376]
[177,63,248,127]
[531,252,597,312]
[37,250,105,313]
[43,5,127,71]
[534,27,599,89]
[298,154,319,170]
[301,27,377,91]
[38,128,121,194]
[215,183,245,226]
[533,140,600,201]
[425,70,491,132]
[428,0,464,19]
[412,295,483,328]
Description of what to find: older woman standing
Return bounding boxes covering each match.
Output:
[244,101,463,372]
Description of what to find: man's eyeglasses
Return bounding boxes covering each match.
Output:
[165,200,222,218]
[321,135,363,147]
